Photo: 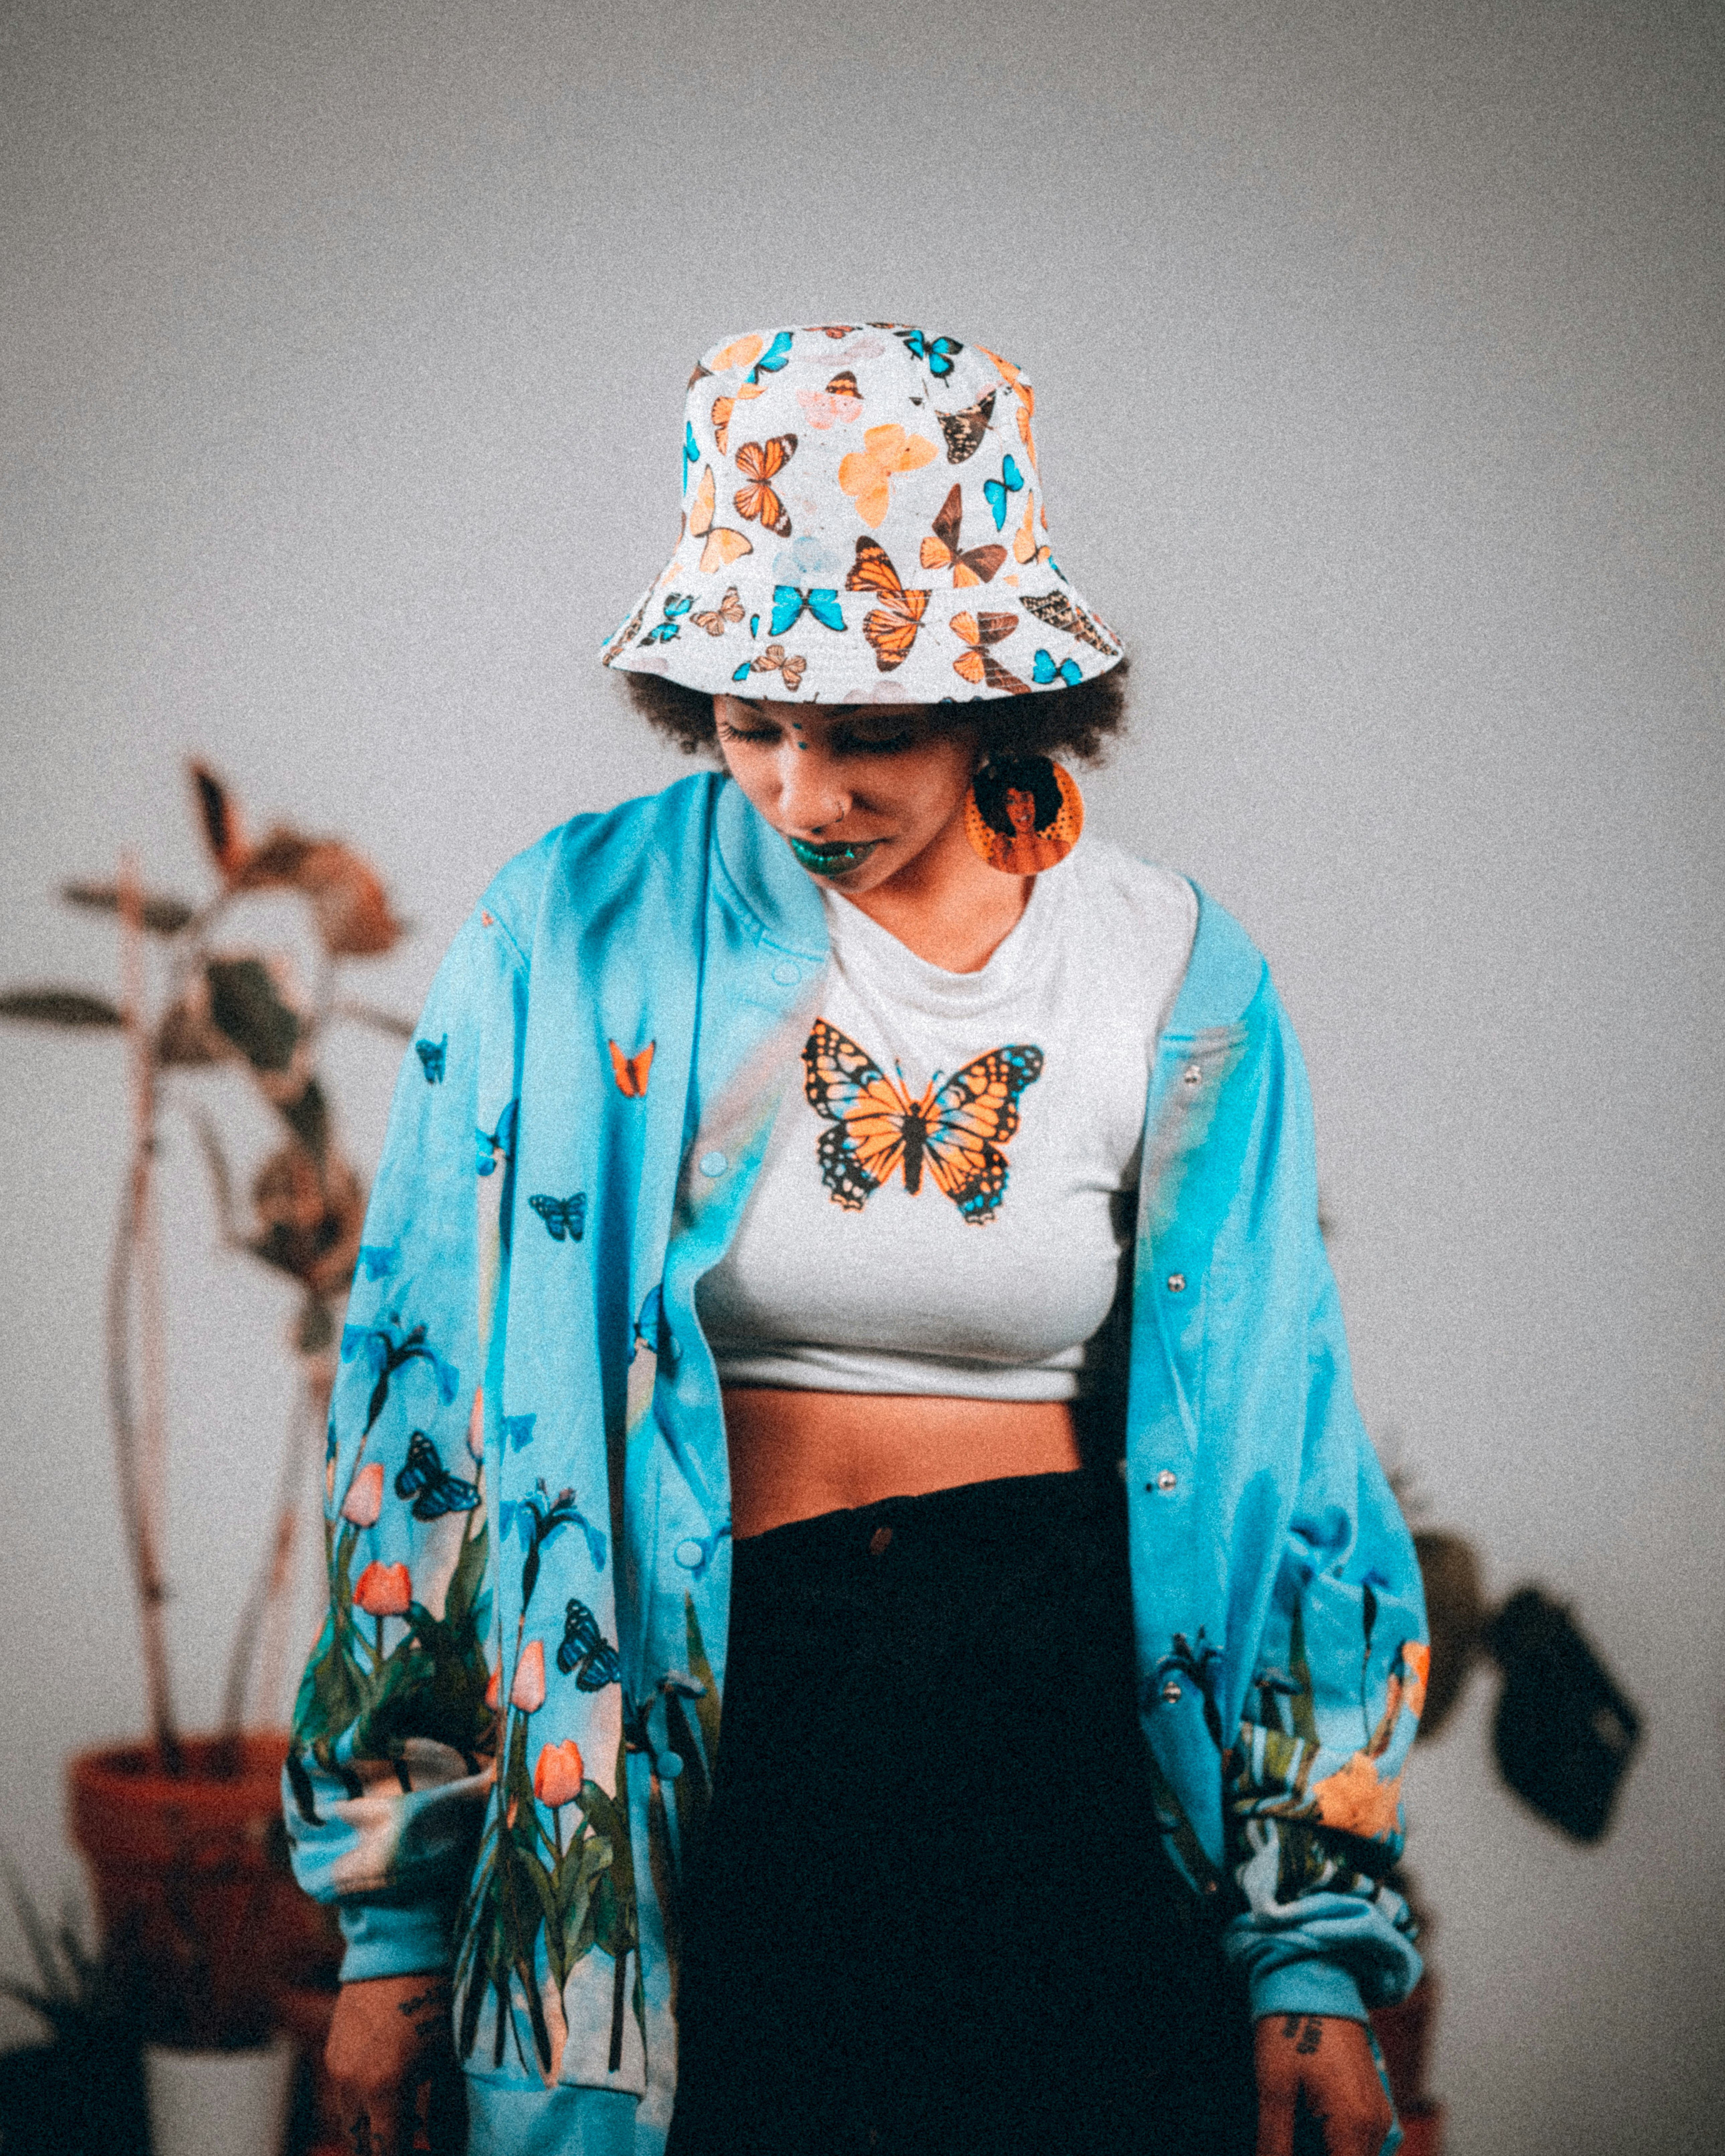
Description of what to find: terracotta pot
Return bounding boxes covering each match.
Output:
[68,1733,340,2048]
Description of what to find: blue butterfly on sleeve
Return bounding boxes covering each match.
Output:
[744,328,794,388]
[394,1430,481,1519]
[557,1598,622,1690]
[769,586,847,636]
[415,1037,446,1082]
[1032,649,1082,687]
[983,455,1025,531]
[476,1098,519,1177]
[357,1243,399,1283]
[502,1412,537,1453]
[640,594,695,645]
[528,1191,587,1243]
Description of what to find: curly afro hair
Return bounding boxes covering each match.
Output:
[618,662,1129,766]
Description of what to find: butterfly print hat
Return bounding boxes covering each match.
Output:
[600,322,1123,704]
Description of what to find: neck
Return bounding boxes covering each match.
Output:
[841,812,1030,972]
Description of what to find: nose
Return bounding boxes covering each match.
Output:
[774,739,849,834]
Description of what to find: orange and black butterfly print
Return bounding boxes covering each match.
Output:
[950,610,1031,694]
[1019,589,1119,655]
[733,435,798,537]
[801,1019,1043,1223]
[845,539,930,672]
[920,484,1008,588]
[936,390,996,464]
[692,585,746,636]
[609,1040,655,1097]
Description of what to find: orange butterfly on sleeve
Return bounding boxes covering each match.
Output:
[733,436,798,538]
[845,540,931,672]
[609,1040,655,1098]
[801,1019,1043,1223]
[920,483,1007,587]
[688,466,753,573]
[950,611,1031,694]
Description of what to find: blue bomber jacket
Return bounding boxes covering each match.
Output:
[285,773,1427,2155]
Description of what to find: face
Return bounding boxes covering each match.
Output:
[713,694,979,894]
[1004,786,1038,834]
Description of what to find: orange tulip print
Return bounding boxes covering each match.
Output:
[340,1460,384,1527]
[510,1639,547,1714]
[534,1738,586,1810]
[353,1559,411,1616]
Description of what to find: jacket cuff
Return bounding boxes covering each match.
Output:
[1249,1956,1369,2024]
[337,1900,453,1984]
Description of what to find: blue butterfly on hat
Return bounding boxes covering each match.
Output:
[983,456,1025,531]
[1033,650,1082,687]
[887,326,964,380]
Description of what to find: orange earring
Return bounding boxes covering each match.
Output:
[964,755,1084,874]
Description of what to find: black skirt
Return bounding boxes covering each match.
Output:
[667,1467,1256,2156]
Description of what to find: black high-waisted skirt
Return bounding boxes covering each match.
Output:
[666,1467,1255,2156]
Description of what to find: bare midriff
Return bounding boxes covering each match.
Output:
[723,1386,1084,1541]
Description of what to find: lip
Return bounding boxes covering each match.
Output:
[788,836,881,876]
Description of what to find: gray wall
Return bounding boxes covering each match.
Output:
[3,2,1721,2148]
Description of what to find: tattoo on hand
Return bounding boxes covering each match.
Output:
[398,1987,446,2022]
[1280,2013,1324,2055]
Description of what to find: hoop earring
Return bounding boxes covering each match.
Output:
[964,755,1084,874]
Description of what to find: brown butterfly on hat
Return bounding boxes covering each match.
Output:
[735,642,807,692]
[692,586,746,637]
[921,485,1007,588]
[1020,590,1118,655]
[936,391,996,464]
[950,611,1031,694]
[733,437,799,538]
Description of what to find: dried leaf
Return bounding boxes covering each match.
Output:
[190,762,246,879]
[248,1142,364,1297]
[61,881,197,935]
[280,1076,329,1160]
[156,997,229,1066]
[0,987,123,1028]
[205,956,300,1072]
[234,827,316,887]
[297,842,403,958]
[297,1296,336,1356]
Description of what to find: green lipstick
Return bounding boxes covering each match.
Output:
[789,837,879,876]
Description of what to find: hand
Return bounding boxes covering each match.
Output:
[1253,2013,1395,2156]
[325,1972,467,2156]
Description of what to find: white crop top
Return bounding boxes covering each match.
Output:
[696,839,1198,1399]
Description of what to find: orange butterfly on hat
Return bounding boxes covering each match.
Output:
[734,642,807,692]
[950,611,1031,694]
[688,466,754,573]
[692,585,746,636]
[838,424,939,530]
[733,436,798,538]
[845,540,931,673]
[920,484,1007,588]
[797,370,865,430]
[1012,495,1051,570]
[976,345,1038,470]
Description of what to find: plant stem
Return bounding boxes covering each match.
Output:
[113,855,181,1773]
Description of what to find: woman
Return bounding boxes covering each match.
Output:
[289,324,1424,2156]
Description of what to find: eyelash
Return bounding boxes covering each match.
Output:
[718,718,915,756]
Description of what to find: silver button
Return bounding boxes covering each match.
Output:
[1183,1063,1203,1088]
[699,1150,728,1178]
[772,960,802,986]
[1160,1679,1183,1704]
[1166,1272,1186,1293]
[1155,1469,1178,1493]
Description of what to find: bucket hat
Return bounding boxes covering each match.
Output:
[600,322,1123,704]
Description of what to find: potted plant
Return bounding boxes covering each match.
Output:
[0,765,414,2148]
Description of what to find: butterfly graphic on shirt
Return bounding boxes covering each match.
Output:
[935,390,996,464]
[415,1036,446,1082]
[528,1191,588,1243]
[395,1431,481,1520]
[801,1019,1044,1224]
[556,1598,622,1691]
[733,436,799,538]
[733,642,807,692]
[687,467,753,575]
[609,1040,655,1098]
[845,539,931,672]
[476,1099,519,1176]
[769,585,846,636]
[982,454,1026,531]
[1019,589,1119,655]
[950,611,1032,695]
[920,483,1008,588]
[692,585,746,637]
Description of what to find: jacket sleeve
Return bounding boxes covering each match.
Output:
[1214,985,1428,2024]
[282,889,531,1983]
